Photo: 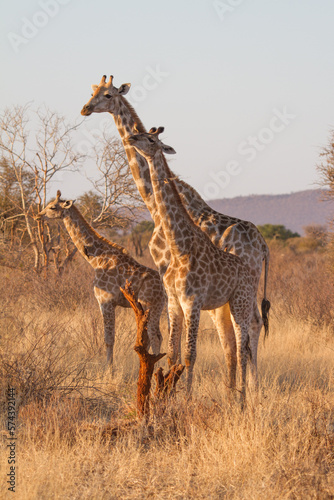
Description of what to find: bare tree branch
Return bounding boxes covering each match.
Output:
[0,105,85,273]
[87,129,145,227]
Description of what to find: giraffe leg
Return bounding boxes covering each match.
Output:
[147,300,164,355]
[164,289,171,341]
[247,303,263,390]
[167,297,184,367]
[138,275,165,355]
[183,307,201,394]
[209,304,237,390]
[228,320,249,408]
[229,291,252,408]
[99,300,116,366]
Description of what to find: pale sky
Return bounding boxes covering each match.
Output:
[1,0,334,200]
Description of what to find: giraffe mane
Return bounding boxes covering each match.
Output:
[177,178,207,202]
[70,205,130,255]
[161,161,204,206]
[160,155,195,226]
[121,97,147,133]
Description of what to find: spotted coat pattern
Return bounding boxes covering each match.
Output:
[36,193,164,365]
[81,75,270,388]
[128,129,259,399]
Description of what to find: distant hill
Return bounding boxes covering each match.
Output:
[207,189,333,235]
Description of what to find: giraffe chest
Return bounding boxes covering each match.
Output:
[164,252,240,311]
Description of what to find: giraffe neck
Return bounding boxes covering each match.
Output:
[170,172,240,229]
[147,150,195,255]
[62,205,125,265]
[111,98,157,218]
[111,98,237,233]
[177,179,218,217]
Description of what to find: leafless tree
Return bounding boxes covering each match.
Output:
[0,104,84,272]
[303,224,328,247]
[87,130,145,229]
[0,105,147,273]
[317,129,334,203]
[317,130,334,260]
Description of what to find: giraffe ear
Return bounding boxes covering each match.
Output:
[118,83,131,95]
[62,200,74,209]
[91,84,98,92]
[161,144,176,155]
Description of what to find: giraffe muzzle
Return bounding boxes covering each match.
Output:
[81,105,92,116]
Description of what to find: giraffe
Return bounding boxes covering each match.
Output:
[127,127,263,401]
[80,75,270,388]
[35,191,164,365]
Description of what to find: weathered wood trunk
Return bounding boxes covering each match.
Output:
[154,364,185,398]
[121,283,165,420]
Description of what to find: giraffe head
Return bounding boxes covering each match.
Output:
[81,75,131,116]
[127,127,176,160]
[35,191,74,221]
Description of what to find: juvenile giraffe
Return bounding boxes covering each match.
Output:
[36,191,164,365]
[81,75,270,388]
[127,128,261,400]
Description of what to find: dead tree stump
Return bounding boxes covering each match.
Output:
[154,365,185,398]
[121,282,165,420]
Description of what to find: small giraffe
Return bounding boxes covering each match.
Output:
[127,128,261,401]
[81,75,270,388]
[35,191,164,365]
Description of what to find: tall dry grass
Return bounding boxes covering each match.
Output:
[0,245,333,499]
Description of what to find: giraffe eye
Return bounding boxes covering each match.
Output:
[147,138,154,143]
[50,206,57,210]
[105,94,112,99]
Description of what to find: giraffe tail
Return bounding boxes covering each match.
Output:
[261,248,270,341]
[261,298,270,341]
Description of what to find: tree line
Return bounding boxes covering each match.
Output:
[1,104,333,274]
[0,104,146,274]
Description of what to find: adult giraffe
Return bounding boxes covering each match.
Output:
[128,127,260,401]
[81,75,270,389]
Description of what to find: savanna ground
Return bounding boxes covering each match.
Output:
[1,240,334,499]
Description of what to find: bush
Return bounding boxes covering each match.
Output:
[258,224,300,240]
[266,242,334,328]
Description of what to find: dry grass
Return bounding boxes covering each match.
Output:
[0,247,334,499]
